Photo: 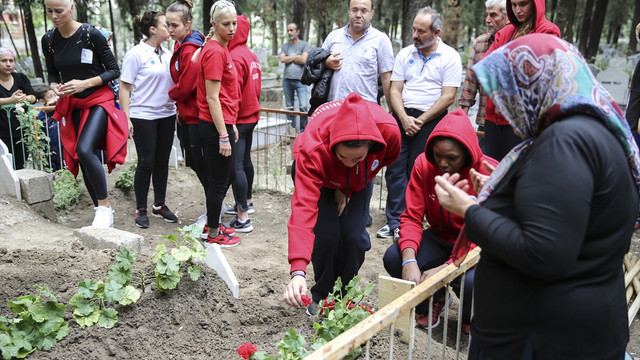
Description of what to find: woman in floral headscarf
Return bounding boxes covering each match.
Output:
[434,33,640,360]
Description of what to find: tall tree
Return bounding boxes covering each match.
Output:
[292,0,305,38]
[585,0,608,60]
[555,0,577,42]
[441,0,461,47]
[18,0,43,78]
[401,0,431,47]
[578,0,594,55]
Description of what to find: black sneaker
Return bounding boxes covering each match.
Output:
[152,204,178,222]
[227,217,253,233]
[225,203,256,215]
[376,224,394,238]
[306,300,319,316]
[135,208,149,228]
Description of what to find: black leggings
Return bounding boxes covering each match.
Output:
[230,122,256,211]
[179,122,208,192]
[199,120,235,229]
[131,115,176,209]
[72,107,109,206]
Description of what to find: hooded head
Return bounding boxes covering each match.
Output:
[328,92,385,159]
[506,0,547,30]
[228,14,249,50]
[425,109,481,175]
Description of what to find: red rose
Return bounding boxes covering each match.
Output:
[301,294,313,307]
[237,342,258,359]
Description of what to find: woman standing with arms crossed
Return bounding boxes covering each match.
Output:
[42,0,128,228]
[193,0,240,247]
[165,0,207,227]
[0,48,36,170]
[120,10,178,228]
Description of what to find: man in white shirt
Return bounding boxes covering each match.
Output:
[377,7,462,240]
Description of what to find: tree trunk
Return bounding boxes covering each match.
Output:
[391,7,399,40]
[127,0,141,43]
[270,1,278,56]
[75,0,88,23]
[578,0,594,55]
[22,3,43,78]
[630,0,640,53]
[549,0,558,23]
[203,0,214,36]
[555,0,576,42]
[585,0,608,61]
[441,0,461,47]
[108,0,117,61]
[611,23,621,46]
[292,0,305,38]
[402,0,432,47]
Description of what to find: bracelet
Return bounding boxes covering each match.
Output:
[401,259,418,267]
[219,138,230,143]
[290,271,306,279]
[219,133,229,138]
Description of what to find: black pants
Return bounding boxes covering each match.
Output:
[199,120,235,229]
[309,183,373,302]
[72,107,109,206]
[131,115,176,209]
[178,121,208,192]
[230,122,257,211]
[483,121,522,161]
[382,229,474,322]
[384,109,445,230]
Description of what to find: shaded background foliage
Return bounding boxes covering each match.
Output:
[0,0,638,80]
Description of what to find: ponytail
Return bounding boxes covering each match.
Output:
[191,27,215,62]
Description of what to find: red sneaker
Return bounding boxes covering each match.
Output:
[201,224,236,239]
[461,322,470,335]
[204,233,241,248]
[416,296,452,329]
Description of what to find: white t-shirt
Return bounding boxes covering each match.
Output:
[120,41,176,119]
[391,39,462,112]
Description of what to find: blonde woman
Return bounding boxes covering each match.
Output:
[42,0,127,228]
[193,0,240,248]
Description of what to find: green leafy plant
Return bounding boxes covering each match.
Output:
[68,248,141,328]
[0,285,69,359]
[153,224,206,291]
[237,276,374,360]
[52,169,83,211]
[115,161,137,190]
[15,101,51,171]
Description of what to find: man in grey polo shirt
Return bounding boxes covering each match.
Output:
[280,23,311,131]
[323,0,394,104]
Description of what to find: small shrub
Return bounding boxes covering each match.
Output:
[52,169,82,211]
[115,161,136,190]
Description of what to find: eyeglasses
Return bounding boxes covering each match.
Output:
[349,7,371,16]
[148,10,158,25]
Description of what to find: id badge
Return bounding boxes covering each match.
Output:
[81,48,93,64]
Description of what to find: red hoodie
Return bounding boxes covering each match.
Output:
[169,30,205,125]
[398,109,498,262]
[288,93,401,273]
[483,0,561,125]
[228,15,262,124]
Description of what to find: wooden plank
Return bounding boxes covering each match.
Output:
[378,275,415,342]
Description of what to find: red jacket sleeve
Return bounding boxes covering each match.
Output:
[168,45,199,102]
[398,155,429,253]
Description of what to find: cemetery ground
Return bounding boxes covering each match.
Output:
[0,160,639,359]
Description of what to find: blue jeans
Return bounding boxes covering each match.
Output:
[283,78,309,131]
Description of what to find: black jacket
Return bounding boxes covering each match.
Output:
[301,47,333,115]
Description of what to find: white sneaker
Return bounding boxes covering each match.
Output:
[92,206,114,228]
[195,212,207,229]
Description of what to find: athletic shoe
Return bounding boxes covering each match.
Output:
[204,233,241,248]
[152,204,178,223]
[92,206,114,228]
[201,224,236,239]
[135,207,149,228]
[416,295,453,329]
[195,212,207,229]
[393,228,400,243]
[225,203,256,215]
[306,301,319,316]
[227,217,253,233]
[376,224,394,238]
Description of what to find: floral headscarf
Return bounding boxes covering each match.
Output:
[472,33,640,201]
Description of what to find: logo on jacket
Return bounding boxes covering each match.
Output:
[371,159,379,171]
[330,181,341,187]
